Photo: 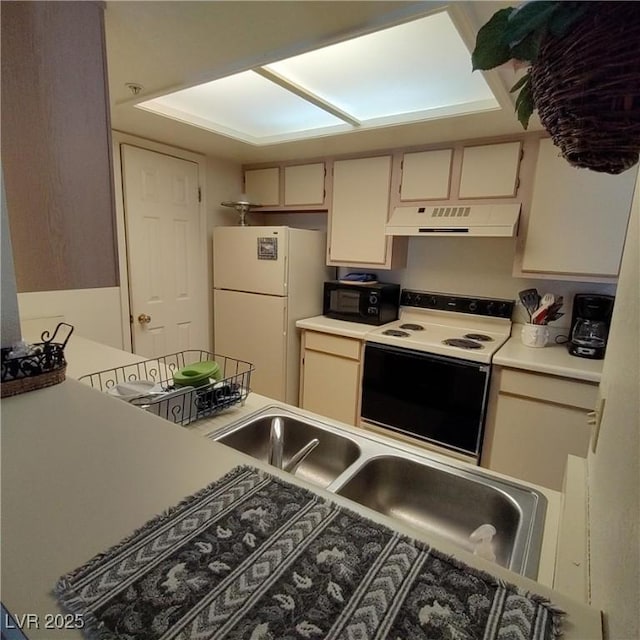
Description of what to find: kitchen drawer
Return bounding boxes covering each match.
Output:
[500,368,598,409]
[304,331,361,360]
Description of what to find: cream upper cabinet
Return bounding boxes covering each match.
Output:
[299,330,363,426]
[459,141,522,198]
[244,167,279,206]
[518,138,637,279]
[400,149,453,201]
[329,155,406,268]
[481,367,598,491]
[244,162,327,209]
[284,162,325,206]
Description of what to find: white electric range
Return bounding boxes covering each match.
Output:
[361,290,515,461]
[366,306,512,364]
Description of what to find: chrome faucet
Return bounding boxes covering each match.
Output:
[269,417,284,469]
[284,437,319,473]
[269,416,319,473]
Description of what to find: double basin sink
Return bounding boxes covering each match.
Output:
[210,406,546,579]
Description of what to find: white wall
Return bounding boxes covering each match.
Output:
[18,288,124,348]
[587,172,639,639]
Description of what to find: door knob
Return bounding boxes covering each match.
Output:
[138,313,151,324]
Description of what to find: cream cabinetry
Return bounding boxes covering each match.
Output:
[459,141,522,198]
[329,155,407,269]
[399,149,453,201]
[482,367,598,491]
[244,162,326,209]
[516,137,637,280]
[299,330,363,425]
[244,167,279,206]
[284,163,325,206]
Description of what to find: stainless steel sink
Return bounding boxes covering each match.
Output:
[209,406,546,578]
[212,409,361,488]
[335,455,544,577]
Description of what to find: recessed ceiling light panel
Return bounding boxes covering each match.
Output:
[136,9,500,146]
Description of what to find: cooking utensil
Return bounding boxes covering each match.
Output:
[518,289,540,320]
[539,292,555,307]
[531,296,554,324]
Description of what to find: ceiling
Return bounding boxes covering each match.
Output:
[105,1,538,164]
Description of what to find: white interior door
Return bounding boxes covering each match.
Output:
[213,289,287,401]
[122,145,207,357]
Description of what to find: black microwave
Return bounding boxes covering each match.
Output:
[323,281,400,325]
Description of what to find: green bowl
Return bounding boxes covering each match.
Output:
[173,360,222,388]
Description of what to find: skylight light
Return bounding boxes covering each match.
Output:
[137,10,500,146]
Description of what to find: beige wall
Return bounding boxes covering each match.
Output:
[206,156,243,349]
[269,213,615,331]
[399,237,616,326]
[587,172,639,639]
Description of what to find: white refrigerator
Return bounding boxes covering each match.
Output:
[213,226,330,404]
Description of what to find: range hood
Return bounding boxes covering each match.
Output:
[386,204,521,237]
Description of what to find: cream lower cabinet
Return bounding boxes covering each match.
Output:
[299,330,363,426]
[481,367,598,491]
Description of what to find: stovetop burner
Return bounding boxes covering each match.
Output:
[382,329,410,337]
[442,338,484,350]
[399,323,424,331]
[464,333,494,342]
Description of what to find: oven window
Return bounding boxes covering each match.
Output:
[330,289,361,314]
[361,343,490,456]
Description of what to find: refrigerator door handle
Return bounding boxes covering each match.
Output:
[283,255,288,293]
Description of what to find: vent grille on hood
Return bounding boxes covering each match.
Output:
[385,204,520,237]
[432,206,471,218]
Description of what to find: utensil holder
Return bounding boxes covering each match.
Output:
[521,323,549,348]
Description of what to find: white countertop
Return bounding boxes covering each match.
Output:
[0,337,602,639]
[494,326,604,383]
[296,315,376,339]
[297,315,603,383]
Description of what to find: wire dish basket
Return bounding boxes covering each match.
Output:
[79,350,254,426]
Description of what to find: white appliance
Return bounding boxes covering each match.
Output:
[213,226,329,404]
[361,290,514,461]
[385,204,521,237]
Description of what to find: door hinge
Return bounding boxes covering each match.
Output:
[198,187,202,203]
[129,314,134,324]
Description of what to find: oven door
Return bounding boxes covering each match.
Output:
[361,343,491,457]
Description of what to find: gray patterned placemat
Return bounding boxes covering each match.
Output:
[55,465,563,639]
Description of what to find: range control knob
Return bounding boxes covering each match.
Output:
[468,300,478,313]
[497,302,511,318]
[368,293,378,305]
[428,295,438,307]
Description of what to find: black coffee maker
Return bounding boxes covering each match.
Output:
[568,294,615,359]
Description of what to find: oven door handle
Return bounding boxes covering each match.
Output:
[364,341,491,373]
